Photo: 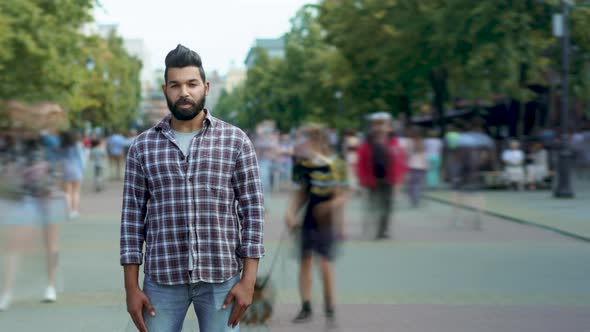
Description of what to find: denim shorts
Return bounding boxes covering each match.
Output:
[0,196,66,226]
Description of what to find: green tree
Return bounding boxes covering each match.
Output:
[217,5,355,131]
[570,4,590,117]
[0,0,143,130]
[318,0,589,130]
[69,32,142,130]
[220,0,590,132]
[0,0,94,103]
[319,0,427,122]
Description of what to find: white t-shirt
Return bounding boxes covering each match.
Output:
[502,149,524,166]
[424,138,443,159]
[172,128,202,271]
[402,139,428,170]
[173,129,202,157]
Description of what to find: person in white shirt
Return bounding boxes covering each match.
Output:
[253,121,278,195]
[341,128,360,193]
[424,130,443,189]
[502,140,526,190]
[276,133,294,191]
[526,141,549,190]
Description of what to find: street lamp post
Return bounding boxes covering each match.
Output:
[552,0,574,198]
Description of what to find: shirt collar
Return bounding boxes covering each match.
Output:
[155,108,217,132]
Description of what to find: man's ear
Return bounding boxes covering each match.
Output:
[204,81,211,96]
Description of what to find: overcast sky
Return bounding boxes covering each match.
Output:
[93,0,315,75]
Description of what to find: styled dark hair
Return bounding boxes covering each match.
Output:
[164,44,206,83]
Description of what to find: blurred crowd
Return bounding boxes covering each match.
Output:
[251,115,590,241]
[2,108,589,320]
[255,113,590,325]
[0,119,138,310]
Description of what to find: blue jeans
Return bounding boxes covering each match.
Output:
[407,169,426,207]
[143,274,240,332]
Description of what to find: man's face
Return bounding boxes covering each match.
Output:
[162,66,209,121]
[371,120,391,134]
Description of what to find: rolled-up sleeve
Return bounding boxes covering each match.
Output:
[120,145,149,265]
[232,136,265,259]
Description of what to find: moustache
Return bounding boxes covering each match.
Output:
[175,97,197,107]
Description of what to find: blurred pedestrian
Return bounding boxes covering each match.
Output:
[451,122,495,229]
[525,141,549,190]
[444,123,462,184]
[286,124,348,326]
[106,130,127,181]
[502,139,526,190]
[120,44,264,332]
[0,133,66,310]
[403,126,428,207]
[341,128,360,194]
[39,128,61,167]
[253,120,278,195]
[90,137,107,192]
[425,129,443,189]
[356,112,407,239]
[277,133,294,191]
[59,130,85,219]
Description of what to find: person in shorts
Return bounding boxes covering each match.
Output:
[286,125,348,326]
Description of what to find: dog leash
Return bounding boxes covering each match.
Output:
[259,226,292,289]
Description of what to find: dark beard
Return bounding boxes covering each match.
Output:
[166,94,206,121]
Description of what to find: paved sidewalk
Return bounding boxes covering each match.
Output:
[1,180,589,331]
[425,179,590,241]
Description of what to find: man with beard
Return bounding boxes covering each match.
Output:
[120,44,264,332]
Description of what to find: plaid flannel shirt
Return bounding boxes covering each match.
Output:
[120,111,265,285]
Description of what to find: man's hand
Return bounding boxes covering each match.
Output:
[126,288,155,332]
[223,279,255,328]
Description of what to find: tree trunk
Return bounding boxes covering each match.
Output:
[430,68,449,136]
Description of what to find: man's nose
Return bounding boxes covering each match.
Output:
[179,85,189,97]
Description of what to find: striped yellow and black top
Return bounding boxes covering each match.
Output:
[292,155,348,199]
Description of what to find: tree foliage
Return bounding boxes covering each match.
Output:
[0,0,142,130]
[215,0,590,131]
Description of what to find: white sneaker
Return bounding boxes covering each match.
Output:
[42,286,57,303]
[68,211,79,219]
[0,292,12,311]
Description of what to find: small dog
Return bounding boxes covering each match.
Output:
[241,276,275,327]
